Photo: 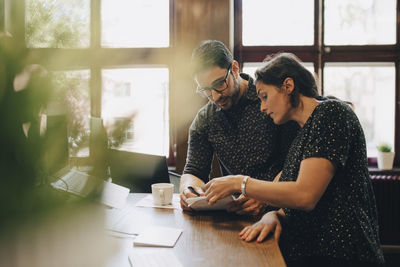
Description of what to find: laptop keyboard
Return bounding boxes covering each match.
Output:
[51,169,95,197]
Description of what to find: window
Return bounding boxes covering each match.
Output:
[50,70,91,157]
[242,0,314,46]
[324,0,396,45]
[235,0,400,166]
[101,0,169,48]
[102,67,169,156]
[324,63,395,156]
[19,0,173,158]
[25,0,90,48]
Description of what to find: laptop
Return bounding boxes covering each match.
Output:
[46,115,129,208]
[108,149,170,193]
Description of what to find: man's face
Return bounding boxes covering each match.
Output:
[195,66,240,110]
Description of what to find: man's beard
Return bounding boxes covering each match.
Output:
[230,75,240,104]
[215,76,240,109]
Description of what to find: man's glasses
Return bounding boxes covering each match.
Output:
[196,66,231,99]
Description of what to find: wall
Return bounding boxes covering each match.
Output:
[170,0,231,175]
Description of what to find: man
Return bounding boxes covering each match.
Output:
[180,40,298,214]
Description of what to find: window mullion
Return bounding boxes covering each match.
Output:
[90,0,101,117]
[6,0,25,43]
[90,0,100,49]
[317,0,323,95]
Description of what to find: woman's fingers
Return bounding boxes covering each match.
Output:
[244,225,265,242]
[257,226,272,243]
[274,221,282,241]
[239,226,252,239]
[240,223,277,242]
[204,181,211,190]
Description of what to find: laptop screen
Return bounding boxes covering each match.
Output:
[108,149,170,193]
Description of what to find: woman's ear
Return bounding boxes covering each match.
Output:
[283,77,295,94]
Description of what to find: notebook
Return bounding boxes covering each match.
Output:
[108,149,170,193]
[186,195,236,211]
[133,226,183,247]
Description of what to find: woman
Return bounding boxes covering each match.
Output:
[204,53,384,267]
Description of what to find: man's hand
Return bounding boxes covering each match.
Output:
[239,211,282,243]
[180,185,205,211]
[227,195,266,215]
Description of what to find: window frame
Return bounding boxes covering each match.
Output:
[234,0,400,168]
[5,0,176,162]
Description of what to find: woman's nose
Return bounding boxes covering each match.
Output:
[260,102,268,113]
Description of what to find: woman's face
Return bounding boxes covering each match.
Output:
[256,80,293,125]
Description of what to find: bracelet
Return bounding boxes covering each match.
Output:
[241,176,249,197]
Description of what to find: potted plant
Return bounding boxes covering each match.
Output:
[376,142,395,170]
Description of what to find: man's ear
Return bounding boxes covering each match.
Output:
[283,77,295,94]
[231,60,240,77]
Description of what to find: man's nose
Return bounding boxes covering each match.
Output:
[211,90,223,102]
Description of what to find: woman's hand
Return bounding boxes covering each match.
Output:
[239,211,282,243]
[204,175,243,205]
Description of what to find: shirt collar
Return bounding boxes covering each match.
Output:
[239,73,259,102]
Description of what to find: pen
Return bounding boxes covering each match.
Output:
[188,186,201,197]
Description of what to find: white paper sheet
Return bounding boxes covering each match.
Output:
[135,194,182,210]
[133,226,183,247]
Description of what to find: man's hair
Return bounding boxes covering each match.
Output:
[255,52,319,108]
[190,40,233,76]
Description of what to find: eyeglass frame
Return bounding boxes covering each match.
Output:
[196,65,232,99]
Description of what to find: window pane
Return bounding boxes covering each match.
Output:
[323,63,395,157]
[243,62,315,79]
[25,0,90,48]
[242,0,314,46]
[102,0,169,48]
[324,0,396,45]
[102,68,169,156]
[50,70,90,157]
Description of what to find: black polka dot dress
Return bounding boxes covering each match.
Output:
[279,99,384,265]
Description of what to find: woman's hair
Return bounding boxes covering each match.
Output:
[190,40,233,76]
[255,53,319,108]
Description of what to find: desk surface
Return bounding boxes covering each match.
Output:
[107,194,286,267]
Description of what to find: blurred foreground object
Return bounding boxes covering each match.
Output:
[0,33,116,266]
[0,204,117,267]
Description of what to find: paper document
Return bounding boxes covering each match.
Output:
[135,194,182,210]
[186,195,236,211]
[133,226,183,248]
[128,249,183,267]
[105,203,138,235]
[101,181,130,209]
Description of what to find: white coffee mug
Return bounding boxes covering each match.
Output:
[151,183,174,205]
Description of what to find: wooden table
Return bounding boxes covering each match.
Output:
[107,194,286,267]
